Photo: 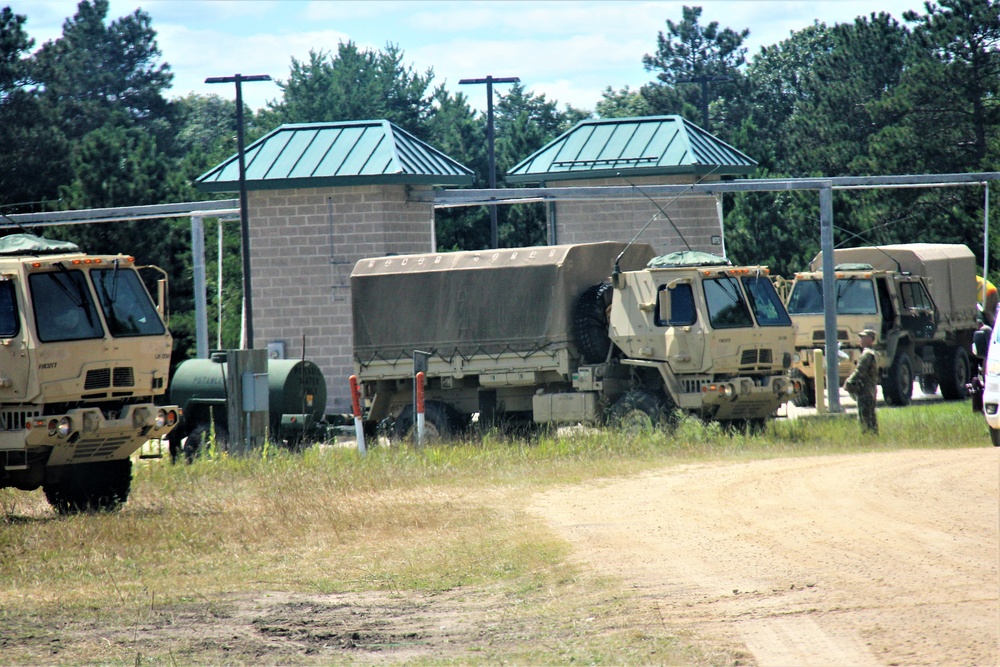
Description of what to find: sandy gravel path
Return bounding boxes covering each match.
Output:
[529,448,999,666]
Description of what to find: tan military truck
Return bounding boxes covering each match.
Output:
[0,233,179,512]
[785,243,978,406]
[351,242,799,438]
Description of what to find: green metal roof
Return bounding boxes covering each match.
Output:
[196,120,475,193]
[506,115,756,184]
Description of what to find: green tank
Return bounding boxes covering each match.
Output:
[169,354,327,458]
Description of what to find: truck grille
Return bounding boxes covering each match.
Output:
[740,349,773,367]
[84,367,135,390]
[0,409,40,431]
[812,330,849,342]
[72,436,131,460]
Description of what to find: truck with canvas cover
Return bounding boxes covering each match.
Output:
[785,243,979,406]
[351,242,799,438]
[0,233,179,512]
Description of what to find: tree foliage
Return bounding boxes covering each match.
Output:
[2,0,998,361]
[641,5,748,128]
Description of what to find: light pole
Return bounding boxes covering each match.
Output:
[676,74,730,131]
[205,73,271,349]
[459,75,520,249]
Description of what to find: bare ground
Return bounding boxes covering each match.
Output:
[5,447,996,665]
[528,447,1000,667]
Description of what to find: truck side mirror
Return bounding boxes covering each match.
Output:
[973,327,991,359]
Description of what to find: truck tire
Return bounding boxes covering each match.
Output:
[43,459,132,514]
[608,390,674,433]
[882,353,913,407]
[574,282,614,364]
[991,426,1000,447]
[392,401,457,444]
[937,346,970,400]
[791,372,816,407]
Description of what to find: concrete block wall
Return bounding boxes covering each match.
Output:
[248,184,435,414]
[550,175,724,256]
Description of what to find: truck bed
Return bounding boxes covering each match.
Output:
[351,242,655,377]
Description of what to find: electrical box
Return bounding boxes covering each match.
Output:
[242,371,268,412]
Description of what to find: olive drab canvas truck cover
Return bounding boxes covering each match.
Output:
[352,242,655,365]
[0,233,179,512]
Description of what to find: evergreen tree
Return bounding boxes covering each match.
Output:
[641,5,748,130]
[595,85,653,119]
[266,42,434,138]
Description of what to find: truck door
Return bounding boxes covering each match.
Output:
[0,277,31,400]
[876,277,895,338]
[899,280,936,339]
[656,282,705,371]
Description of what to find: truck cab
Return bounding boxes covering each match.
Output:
[0,233,179,512]
[785,244,977,408]
[608,252,797,421]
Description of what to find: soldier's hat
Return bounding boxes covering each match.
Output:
[858,329,877,338]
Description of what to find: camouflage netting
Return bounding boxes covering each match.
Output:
[647,250,731,268]
[0,233,79,255]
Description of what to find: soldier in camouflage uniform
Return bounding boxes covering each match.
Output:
[845,329,879,434]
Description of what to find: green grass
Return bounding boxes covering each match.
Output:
[0,401,989,665]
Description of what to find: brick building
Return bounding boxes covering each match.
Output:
[196,120,473,413]
[197,115,755,415]
[506,115,756,255]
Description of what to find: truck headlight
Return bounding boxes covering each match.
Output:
[155,409,168,428]
[792,353,801,364]
[57,417,72,437]
[132,408,149,429]
[722,383,735,398]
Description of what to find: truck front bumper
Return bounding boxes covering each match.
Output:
[1,403,181,466]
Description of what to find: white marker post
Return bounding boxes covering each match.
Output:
[349,375,366,455]
[415,371,426,447]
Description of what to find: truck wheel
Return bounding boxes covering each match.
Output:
[392,401,456,444]
[919,375,939,395]
[608,390,673,434]
[937,346,970,400]
[574,282,614,364]
[791,374,816,407]
[882,353,913,406]
[43,459,132,514]
[991,426,1000,447]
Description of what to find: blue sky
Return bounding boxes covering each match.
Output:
[13,1,930,114]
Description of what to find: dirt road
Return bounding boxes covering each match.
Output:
[529,448,999,667]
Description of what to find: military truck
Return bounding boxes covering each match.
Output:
[351,242,799,438]
[0,233,179,512]
[785,244,978,406]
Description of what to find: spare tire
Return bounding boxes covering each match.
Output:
[574,282,614,364]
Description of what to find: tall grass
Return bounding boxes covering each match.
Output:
[0,401,988,665]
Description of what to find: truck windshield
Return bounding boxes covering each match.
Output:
[741,276,792,326]
[29,270,104,342]
[0,280,18,337]
[92,267,166,337]
[703,277,754,328]
[786,278,877,315]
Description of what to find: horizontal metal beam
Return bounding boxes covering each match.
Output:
[1,199,240,227]
[412,172,1000,207]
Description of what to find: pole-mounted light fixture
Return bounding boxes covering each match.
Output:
[459,75,520,249]
[205,73,271,349]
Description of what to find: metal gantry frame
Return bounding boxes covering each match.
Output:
[5,171,999,414]
[411,171,1000,413]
